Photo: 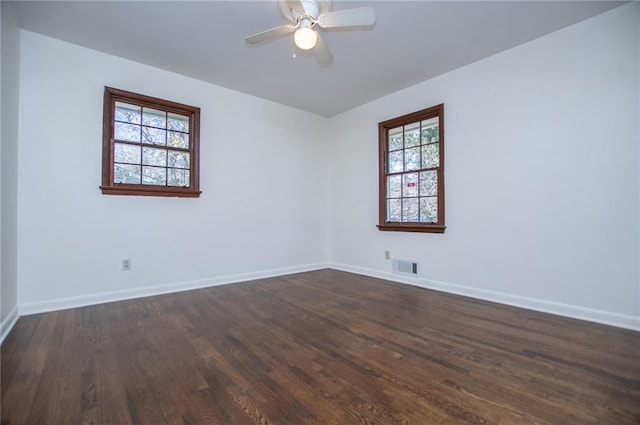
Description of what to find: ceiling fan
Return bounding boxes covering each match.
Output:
[244,0,376,65]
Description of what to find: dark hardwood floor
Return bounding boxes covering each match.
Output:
[2,269,639,424]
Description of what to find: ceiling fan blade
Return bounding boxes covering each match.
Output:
[245,25,295,45]
[317,7,376,28]
[314,33,333,65]
[285,0,304,12]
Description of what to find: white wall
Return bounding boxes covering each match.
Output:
[9,3,640,331]
[636,0,640,327]
[17,31,329,311]
[1,1,20,336]
[329,3,640,329]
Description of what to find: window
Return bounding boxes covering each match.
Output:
[378,104,445,233]
[101,87,201,197]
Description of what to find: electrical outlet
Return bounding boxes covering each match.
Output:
[122,259,131,271]
[385,250,391,260]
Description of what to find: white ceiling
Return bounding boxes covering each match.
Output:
[10,1,625,117]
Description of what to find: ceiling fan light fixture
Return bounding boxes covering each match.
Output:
[294,19,317,50]
[244,0,376,65]
[294,27,317,49]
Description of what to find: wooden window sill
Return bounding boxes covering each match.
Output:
[377,223,446,234]
[100,185,201,198]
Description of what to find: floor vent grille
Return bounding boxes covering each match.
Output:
[392,259,418,275]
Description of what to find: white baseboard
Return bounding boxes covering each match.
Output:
[329,263,640,332]
[14,262,640,332]
[0,306,20,344]
[19,262,329,316]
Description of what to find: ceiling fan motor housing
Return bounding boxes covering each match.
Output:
[280,0,330,22]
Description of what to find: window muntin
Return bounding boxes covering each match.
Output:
[101,87,201,197]
[378,104,445,233]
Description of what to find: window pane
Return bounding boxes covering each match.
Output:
[388,199,401,222]
[388,150,403,173]
[168,151,190,169]
[420,170,437,196]
[141,126,166,145]
[422,143,440,168]
[403,198,419,222]
[115,102,141,124]
[378,104,443,231]
[388,127,403,151]
[421,118,439,144]
[168,169,190,187]
[142,108,167,128]
[114,164,141,184]
[114,143,141,164]
[114,122,140,142]
[168,113,189,132]
[387,175,401,198]
[402,173,419,197]
[420,197,438,223]
[405,147,421,171]
[168,131,189,149]
[142,166,167,185]
[143,147,167,167]
[405,122,420,147]
[103,87,201,197]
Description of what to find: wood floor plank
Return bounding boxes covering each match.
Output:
[2,269,639,424]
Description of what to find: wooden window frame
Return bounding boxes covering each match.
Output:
[100,87,201,197]
[378,104,445,233]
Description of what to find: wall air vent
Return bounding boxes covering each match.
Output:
[392,259,418,275]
